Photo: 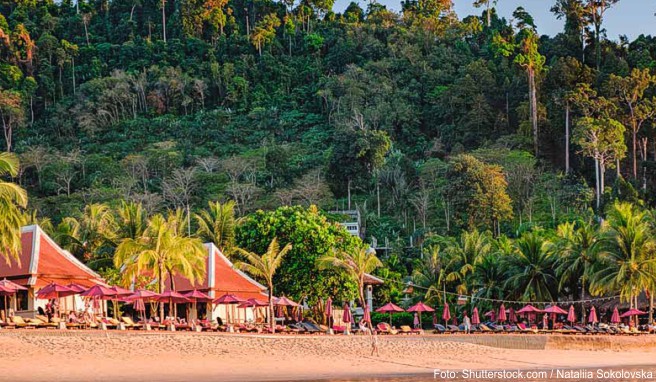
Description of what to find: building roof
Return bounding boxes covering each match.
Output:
[166,243,267,300]
[364,273,384,285]
[0,225,104,288]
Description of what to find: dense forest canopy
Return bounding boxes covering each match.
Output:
[2,0,656,315]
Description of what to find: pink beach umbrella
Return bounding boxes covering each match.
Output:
[65,283,87,293]
[0,279,27,320]
[408,301,435,328]
[442,303,451,325]
[567,305,576,325]
[498,304,507,322]
[274,296,300,307]
[484,310,496,322]
[610,307,620,324]
[376,302,405,324]
[325,297,333,326]
[508,307,516,323]
[363,303,371,325]
[37,283,77,318]
[588,306,598,324]
[183,289,212,322]
[343,303,352,325]
[158,291,191,321]
[620,308,647,318]
[471,307,480,325]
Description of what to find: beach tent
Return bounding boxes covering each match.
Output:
[0,225,105,318]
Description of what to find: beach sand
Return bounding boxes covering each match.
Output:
[1,331,655,381]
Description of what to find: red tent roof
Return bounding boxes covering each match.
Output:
[165,243,267,300]
[0,225,104,288]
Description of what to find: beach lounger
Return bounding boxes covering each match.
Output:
[377,322,398,335]
[516,323,537,334]
[11,316,37,329]
[573,325,589,334]
[332,325,346,334]
[121,317,144,330]
[433,324,447,334]
[447,325,463,333]
[300,322,322,334]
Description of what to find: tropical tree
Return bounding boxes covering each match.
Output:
[57,203,118,267]
[444,229,490,295]
[412,245,445,306]
[116,200,147,240]
[590,202,656,313]
[235,238,292,333]
[114,213,206,320]
[195,200,236,254]
[503,231,557,302]
[0,152,27,265]
[471,252,505,302]
[317,244,382,315]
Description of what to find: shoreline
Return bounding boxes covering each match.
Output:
[2,331,656,381]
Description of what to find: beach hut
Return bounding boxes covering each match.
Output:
[0,225,105,318]
[165,243,268,323]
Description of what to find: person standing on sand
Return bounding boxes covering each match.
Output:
[463,313,471,334]
[413,312,419,329]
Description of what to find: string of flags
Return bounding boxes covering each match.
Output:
[383,277,621,306]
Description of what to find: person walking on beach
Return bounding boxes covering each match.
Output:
[463,313,471,334]
[371,330,379,357]
[413,312,419,329]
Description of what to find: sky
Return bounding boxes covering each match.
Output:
[332,0,654,40]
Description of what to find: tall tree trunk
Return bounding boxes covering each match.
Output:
[158,263,164,322]
[486,1,491,27]
[565,103,570,174]
[529,69,538,156]
[599,162,606,207]
[72,58,76,95]
[347,179,352,210]
[161,0,167,43]
[376,181,380,218]
[268,283,275,334]
[632,121,638,179]
[594,157,601,210]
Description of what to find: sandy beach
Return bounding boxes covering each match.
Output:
[1,331,655,382]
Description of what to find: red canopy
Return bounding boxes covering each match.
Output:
[214,293,245,304]
[36,283,76,299]
[0,279,27,292]
[183,289,213,302]
[274,296,299,307]
[508,307,517,323]
[238,298,269,308]
[543,305,568,315]
[65,283,86,293]
[80,285,117,299]
[611,307,620,323]
[109,286,133,296]
[125,289,160,302]
[376,302,405,313]
[325,297,333,317]
[620,308,646,318]
[157,290,191,304]
[588,306,598,323]
[516,304,542,314]
[471,307,480,325]
[407,301,435,312]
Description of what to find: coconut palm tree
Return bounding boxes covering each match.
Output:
[472,253,505,301]
[195,200,236,254]
[503,231,557,302]
[549,220,599,318]
[115,213,206,321]
[590,202,656,311]
[317,245,383,313]
[0,152,27,265]
[56,203,118,267]
[412,245,445,306]
[444,229,490,295]
[235,238,292,334]
[116,200,146,240]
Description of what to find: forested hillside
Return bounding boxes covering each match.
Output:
[2,0,656,308]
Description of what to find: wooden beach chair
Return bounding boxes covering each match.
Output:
[377,322,398,335]
[121,317,144,330]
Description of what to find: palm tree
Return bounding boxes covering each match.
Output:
[412,245,445,306]
[115,213,206,321]
[116,200,146,240]
[235,238,292,333]
[0,152,27,265]
[503,231,557,302]
[58,203,118,268]
[317,245,383,315]
[549,220,599,319]
[444,229,490,295]
[590,202,656,313]
[195,200,236,254]
[472,253,505,301]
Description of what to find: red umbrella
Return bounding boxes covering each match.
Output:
[376,302,405,324]
[498,304,507,322]
[567,305,576,324]
[0,279,27,320]
[239,298,268,307]
[183,290,212,322]
[65,283,86,293]
[508,307,516,323]
[407,301,435,312]
[342,303,352,325]
[484,310,496,322]
[80,285,117,299]
[274,296,299,307]
[620,308,647,318]
[543,305,568,315]
[588,306,598,323]
[36,283,76,299]
[471,307,480,325]
[442,303,451,325]
[110,286,133,296]
[610,307,620,323]
[516,304,542,314]
[157,291,191,320]
[125,289,160,302]
[214,294,246,324]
